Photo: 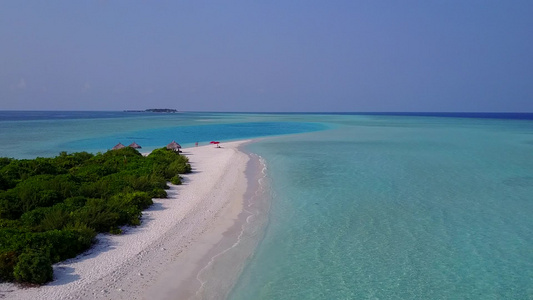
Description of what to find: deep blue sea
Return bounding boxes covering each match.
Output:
[1,111,532,299]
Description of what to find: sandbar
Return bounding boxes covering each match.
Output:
[0,140,254,300]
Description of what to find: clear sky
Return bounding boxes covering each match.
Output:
[1,1,532,112]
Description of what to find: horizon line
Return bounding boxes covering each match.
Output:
[1,109,532,114]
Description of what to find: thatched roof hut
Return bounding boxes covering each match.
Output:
[166,141,181,151]
[128,142,142,149]
[112,142,125,150]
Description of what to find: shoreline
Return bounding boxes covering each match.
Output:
[147,147,270,300]
[0,140,260,300]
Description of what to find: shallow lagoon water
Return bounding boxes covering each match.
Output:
[0,112,326,158]
[234,115,533,299]
[1,112,532,299]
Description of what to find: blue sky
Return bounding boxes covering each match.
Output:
[1,1,532,112]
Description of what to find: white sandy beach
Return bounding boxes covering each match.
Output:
[0,140,252,300]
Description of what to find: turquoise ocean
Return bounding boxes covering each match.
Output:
[1,111,532,299]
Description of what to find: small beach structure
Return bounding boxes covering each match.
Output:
[128,142,142,149]
[166,140,182,152]
[210,141,221,148]
[112,142,125,150]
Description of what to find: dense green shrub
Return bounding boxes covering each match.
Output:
[53,151,93,170]
[71,198,121,232]
[0,228,95,264]
[170,175,182,185]
[20,206,51,228]
[167,160,189,177]
[0,228,24,252]
[147,148,192,179]
[13,251,53,284]
[151,188,167,198]
[0,175,10,191]
[0,147,192,283]
[122,192,152,210]
[130,175,151,191]
[74,164,116,182]
[63,196,88,210]
[0,158,62,184]
[0,189,22,219]
[48,174,81,199]
[0,218,21,229]
[0,251,17,281]
[39,207,71,231]
[10,175,62,215]
[149,174,169,189]
[0,159,13,191]
[62,222,96,251]
[0,158,11,170]
[41,229,95,262]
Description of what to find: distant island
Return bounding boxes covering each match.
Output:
[124,109,178,113]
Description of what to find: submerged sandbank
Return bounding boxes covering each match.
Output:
[0,140,262,300]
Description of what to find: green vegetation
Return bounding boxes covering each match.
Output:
[0,147,191,284]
